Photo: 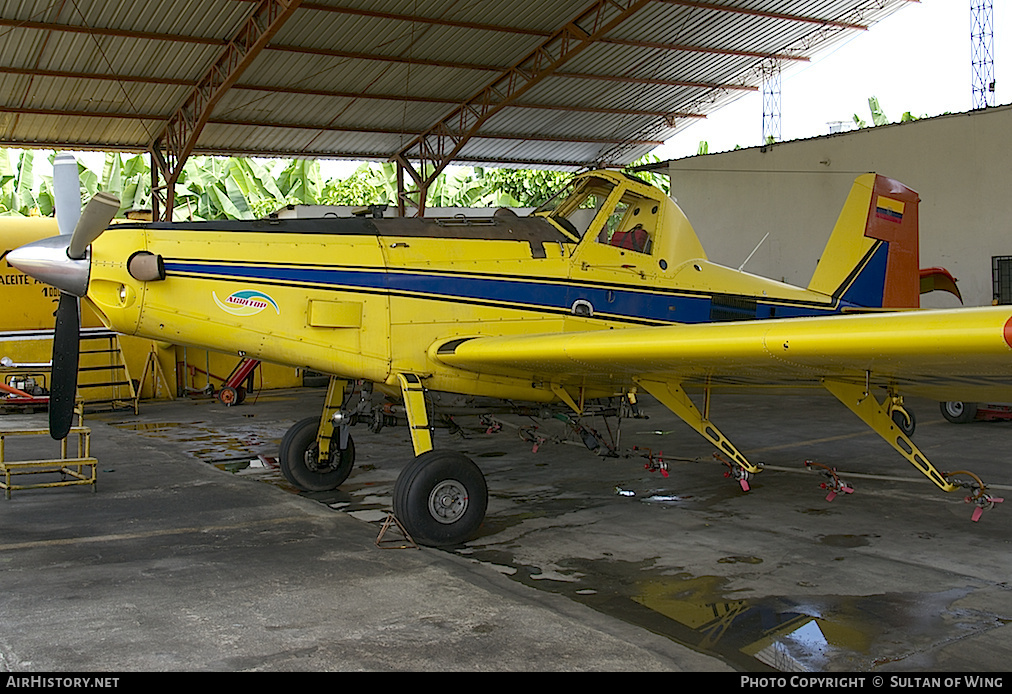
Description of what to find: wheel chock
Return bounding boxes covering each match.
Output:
[480,414,502,435]
[804,460,854,502]
[946,470,1004,522]
[969,498,1004,523]
[375,513,418,549]
[823,486,854,503]
[518,426,546,453]
[633,446,668,477]
[715,453,751,491]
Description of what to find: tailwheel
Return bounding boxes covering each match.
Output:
[279,416,355,491]
[393,451,488,547]
[889,405,916,437]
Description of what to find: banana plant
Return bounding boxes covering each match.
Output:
[118,154,152,215]
[0,147,623,220]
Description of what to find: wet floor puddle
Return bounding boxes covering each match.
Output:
[455,550,997,672]
[110,419,288,464]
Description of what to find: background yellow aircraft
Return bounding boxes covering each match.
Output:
[9,156,1011,545]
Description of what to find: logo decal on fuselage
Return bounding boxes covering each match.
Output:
[213,289,280,316]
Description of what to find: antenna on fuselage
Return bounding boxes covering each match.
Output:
[737,232,770,272]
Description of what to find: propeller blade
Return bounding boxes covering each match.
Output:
[53,152,82,237]
[45,153,117,438]
[50,293,81,440]
[68,192,120,260]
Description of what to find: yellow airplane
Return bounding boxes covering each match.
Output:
[9,156,1012,545]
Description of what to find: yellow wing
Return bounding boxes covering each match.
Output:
[436,306,1012,402]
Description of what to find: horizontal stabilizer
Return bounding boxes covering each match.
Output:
[920,267,963,303]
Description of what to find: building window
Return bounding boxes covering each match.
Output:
[992,256,1012,304]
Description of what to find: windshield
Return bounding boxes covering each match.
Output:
[534,175,618,239]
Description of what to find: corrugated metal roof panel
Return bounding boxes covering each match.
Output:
[0,0,913,168]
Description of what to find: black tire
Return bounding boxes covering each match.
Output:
[218,386,239,406]
[279,417,355,491]
[890,407,916,437]
[940,401,978,424]
[393,451,487,547]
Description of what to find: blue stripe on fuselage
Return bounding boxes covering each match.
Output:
[163,261,847,325]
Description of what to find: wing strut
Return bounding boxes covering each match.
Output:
[822,379,957,492]
[822,378,1004,521]
[550,383,583,414]
[635,379,763,490]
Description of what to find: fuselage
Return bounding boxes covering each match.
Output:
[79,171,855,403]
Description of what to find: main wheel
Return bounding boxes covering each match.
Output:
[393,451,487,547]
[940,401,978,424]
[278,417,355,491]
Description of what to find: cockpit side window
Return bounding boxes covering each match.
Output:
[595,190,653,255]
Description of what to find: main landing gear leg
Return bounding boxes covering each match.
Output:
[278,377,355,492]
[636,379,762,491]
[391,373,488,546]
[822,379,1002,521]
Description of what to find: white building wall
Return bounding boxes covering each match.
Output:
[664,105,1012,307]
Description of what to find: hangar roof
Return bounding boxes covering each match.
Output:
[0,0,912,170]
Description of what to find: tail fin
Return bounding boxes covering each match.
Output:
[807,174,920,308]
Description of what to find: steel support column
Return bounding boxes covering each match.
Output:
[150,0,302,220]
[393,0,651,216]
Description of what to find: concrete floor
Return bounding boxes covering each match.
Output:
[1,386,1010,672]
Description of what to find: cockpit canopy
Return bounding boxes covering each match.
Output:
[536,174,655,251]
[534,171,708,263]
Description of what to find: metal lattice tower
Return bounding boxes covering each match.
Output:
[761,59,782,145]
[972,0,995,109]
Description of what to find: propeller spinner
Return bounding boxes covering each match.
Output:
[5,154,120,439]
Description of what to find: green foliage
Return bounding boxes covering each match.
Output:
[868,96,888,126]
[119,154,151,214]
[0,149,674,220]
[1,150,44,216]
[623,154,670,195]
[276,158,323,206]
[480,167,569,207]
[853,96,923,129]
[429,167,500,208]
[323,162,393,206]
[322,163,570,209]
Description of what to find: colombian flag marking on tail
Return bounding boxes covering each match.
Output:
[875,195,905,223]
